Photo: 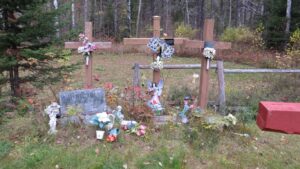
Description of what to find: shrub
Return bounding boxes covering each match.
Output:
[221,25,264,48]
[175,22,198,39]
[287,28,300,67]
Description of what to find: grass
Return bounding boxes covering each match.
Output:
[1,52,300,168]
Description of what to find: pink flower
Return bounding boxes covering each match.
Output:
[139,125,146,130]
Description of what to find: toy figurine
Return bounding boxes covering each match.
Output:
[178,96,194,124]
[106,128,120,142]
[147,80,164,113]
[44,102,61,134]
[112,105,124,123]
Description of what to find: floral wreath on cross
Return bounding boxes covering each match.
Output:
[77,33,96,66]
[147,37,175,70]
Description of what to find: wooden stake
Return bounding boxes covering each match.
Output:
[217,60,226,114]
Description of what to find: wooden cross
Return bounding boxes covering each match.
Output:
[124,16,188,84]
[184,19,231,109]
[124,17,231,110]
[65,22,112,89]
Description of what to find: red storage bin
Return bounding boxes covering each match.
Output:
[257,101,300,134]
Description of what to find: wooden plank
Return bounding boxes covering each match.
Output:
[183,40,231,49]
[224,69,300,73]
[123,38,188,46]
[133,64,217,69]
[198,19,214,109]
[65,42,112,49]
[217,61,226,115]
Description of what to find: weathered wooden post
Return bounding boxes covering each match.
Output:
[217,60,226,114]
[198,19,214,108]
[133,63,141,87]
[65,22,112,89]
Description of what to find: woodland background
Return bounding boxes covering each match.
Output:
[55,0,299,48]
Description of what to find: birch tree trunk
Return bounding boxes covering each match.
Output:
[285,0,292,35]
[136,0,142,37]
[71,0,75,29]
[53,0,60,37]
[127,0,131,37]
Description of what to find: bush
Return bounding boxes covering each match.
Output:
[221,25,264,48]
[175,22,198,39]
[287,28,300,67]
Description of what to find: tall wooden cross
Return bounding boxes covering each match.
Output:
[184,19,231,109]
[124,16,188,84]
[65,22,112,89]
[124,17,231,109]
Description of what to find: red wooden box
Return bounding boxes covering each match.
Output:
[257,101,300,134]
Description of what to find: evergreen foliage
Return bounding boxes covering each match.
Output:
[263,0,300,49]
[0,0,78,97]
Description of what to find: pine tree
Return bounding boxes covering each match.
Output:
[0,0,78,97]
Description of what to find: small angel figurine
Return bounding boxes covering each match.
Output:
[112,105,124,123]
[147,80,164,113]
[44,102,61,134]
[178,96,194,124]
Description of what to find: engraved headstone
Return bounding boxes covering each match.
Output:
[59,88,106,115]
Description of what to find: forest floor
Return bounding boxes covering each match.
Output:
[1,51,300,169]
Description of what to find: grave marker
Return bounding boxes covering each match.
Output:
[183,19,231,109]
[124,16,188,84]
[59,88,106,115]
[65,22,112,88]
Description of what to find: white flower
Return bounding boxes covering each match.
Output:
[203,47,216,60]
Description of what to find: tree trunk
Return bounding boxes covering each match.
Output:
[9,65,20,97]
[260,0,264,16]
[71,0,76,29]
[165,0,172,36]
[84,0,88,22]
[229,0,232,27]
[53,0,60,37]
[127,0,131,37]
[113,0,119,38]
[285,0,292,36]
[136,0,142,37]
[185,0,190,25]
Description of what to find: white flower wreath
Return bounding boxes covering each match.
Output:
[150,57,164,70]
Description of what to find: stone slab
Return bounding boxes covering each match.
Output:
[59,88,106,115]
